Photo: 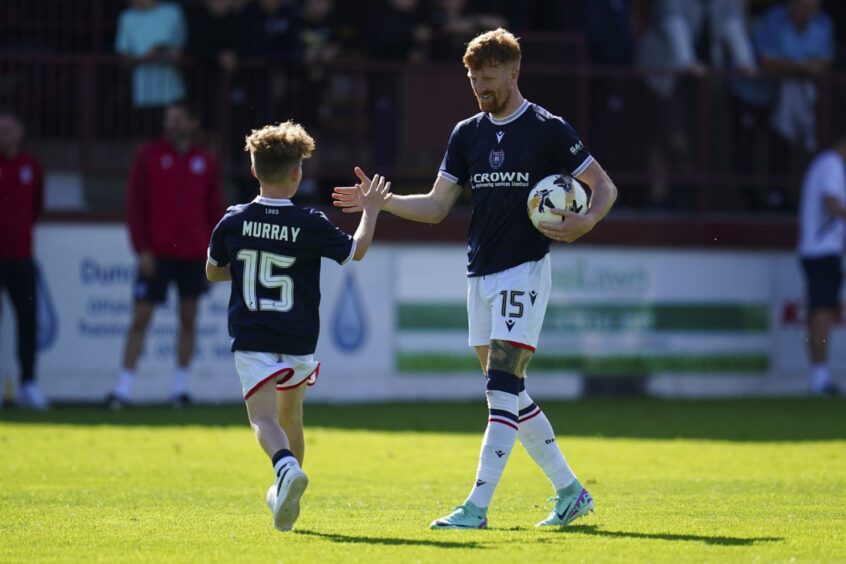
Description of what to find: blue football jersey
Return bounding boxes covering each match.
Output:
[208,196,355,355]
[439,100,593,277]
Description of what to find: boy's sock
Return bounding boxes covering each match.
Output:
[172,367,190,398]
[114,369,135,399]
[272,448,299,479]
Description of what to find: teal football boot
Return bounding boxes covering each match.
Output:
[430,501,489,530]
[536,480,594,527]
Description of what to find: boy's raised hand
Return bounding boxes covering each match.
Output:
[333,167,381,213]
[359,172,392,213]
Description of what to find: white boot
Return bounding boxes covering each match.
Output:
[17,382,50,410]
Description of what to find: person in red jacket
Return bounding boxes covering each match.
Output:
[107,103,224,408]
[0,111,48,410]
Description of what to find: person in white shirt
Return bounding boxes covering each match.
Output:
[797,133,846,394]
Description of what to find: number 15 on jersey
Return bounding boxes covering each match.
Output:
[237,249,296,312]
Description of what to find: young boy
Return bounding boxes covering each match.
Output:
[206,121,390,531]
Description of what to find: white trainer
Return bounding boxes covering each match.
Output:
[272,465,308,531]
[266,484,276,513]
[17,382,50,410]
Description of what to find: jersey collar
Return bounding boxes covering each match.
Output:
[254,196,293,206]
[487,99,530,126]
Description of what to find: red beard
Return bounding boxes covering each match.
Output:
[476,90,508,114]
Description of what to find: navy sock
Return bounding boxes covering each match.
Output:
[486,369,522,395]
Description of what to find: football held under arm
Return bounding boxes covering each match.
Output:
[575,160,617,224]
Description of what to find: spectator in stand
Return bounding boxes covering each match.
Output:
[823,1,846,70]
[636,0,756,208]
[369,0,432,63]
[471,0,530,32]
[754,0,834,208]
[582,0,636,175]
[367,0,433,167]
[290,0,343,202]
[583,0,635,67]
[797,132,846,395]
[244,0,303,62]
[237,0,304,202]
[107,103,223,409]
[215,0,339,204]
[185,0,250,151]
[301,0,341,65]
[186,0,248,75]
[0,111,48,410]
[326,1,368,57]
[429,0,508,62]
[115,0,187,136]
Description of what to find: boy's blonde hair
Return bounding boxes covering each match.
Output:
[244,120,315,183]
[462,28,521,70]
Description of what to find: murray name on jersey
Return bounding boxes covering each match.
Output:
[241,220,301,242]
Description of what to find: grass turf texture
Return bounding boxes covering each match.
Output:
[2,399,845,563]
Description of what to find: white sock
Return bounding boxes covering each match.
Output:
[466,389,519,508]
[172,367,190,397]
[273,451,299,479]
[114,369,135,399]
[811,363,832,392]
[518,390,576,491]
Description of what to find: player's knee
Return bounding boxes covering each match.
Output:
[487,340,531,375]
[129,310,153,332]
[278,409,303,430]
[179,318,197,334]
[179,309,198,331]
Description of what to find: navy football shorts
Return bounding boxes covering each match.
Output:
[801,255,843,312]
[133,258,208,304]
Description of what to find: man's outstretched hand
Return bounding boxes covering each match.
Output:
[333,167,386,214]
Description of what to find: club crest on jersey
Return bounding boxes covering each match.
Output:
[489,149,505,170]
[190,156,206,175]
[19,165,33,184]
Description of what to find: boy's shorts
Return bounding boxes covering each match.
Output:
[234,350,320,399]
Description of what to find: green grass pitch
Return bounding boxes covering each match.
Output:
[2,399,845,563]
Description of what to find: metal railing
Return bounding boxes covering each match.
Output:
[2,53,845,213]
[0,0,115,53]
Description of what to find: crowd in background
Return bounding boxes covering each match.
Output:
[1,0,845,210]
[104,0,842,209]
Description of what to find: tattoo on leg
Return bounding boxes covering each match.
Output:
[488,339,532,375]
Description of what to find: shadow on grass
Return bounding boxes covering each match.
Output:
[546,524,782,546]
[295,529,485,549]
[2,399,846,441]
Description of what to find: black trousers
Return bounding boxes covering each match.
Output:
[0,259,37,383]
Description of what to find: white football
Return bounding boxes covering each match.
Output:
[527,174,590,229]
